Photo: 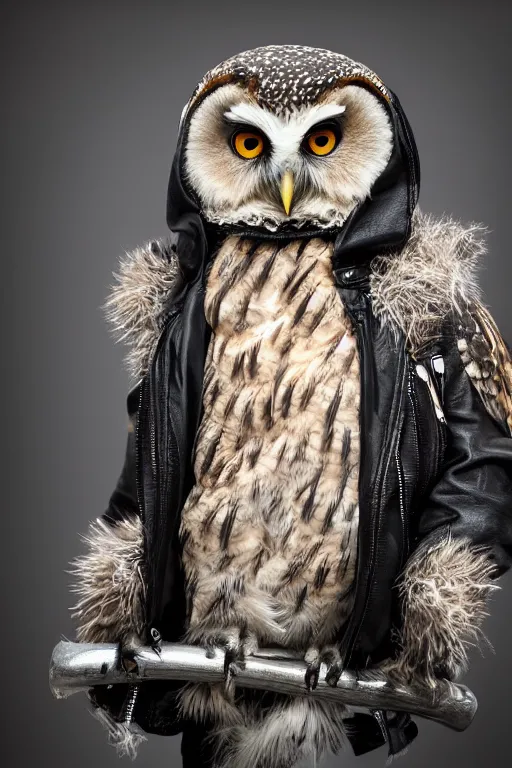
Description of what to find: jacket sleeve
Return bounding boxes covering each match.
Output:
[70,383,146,645]
[393,330,512,685]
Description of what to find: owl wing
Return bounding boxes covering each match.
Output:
[456,299,512,435]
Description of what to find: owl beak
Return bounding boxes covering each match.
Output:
[280,169,294,216]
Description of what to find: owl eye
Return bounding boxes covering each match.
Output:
[304,125,341,157]
[232,130,265,159]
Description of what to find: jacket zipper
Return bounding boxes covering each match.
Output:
[147,312,182,633]
[121,684,139,726]
[126,339,163,725]
[339,293,407,667]
[137,326,169,508]
[407,364,422,495]
[135,378,147,526]
[395,424,408,568]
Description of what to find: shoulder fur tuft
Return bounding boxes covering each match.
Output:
[70,515,145,644]
[370,210,487,355]
[104,239,182,381]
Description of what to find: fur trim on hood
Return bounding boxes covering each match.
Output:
[104,210,486,380]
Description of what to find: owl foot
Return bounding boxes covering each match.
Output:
[304,644,344,691]
[203,624,259,698]
[118,631,144,674]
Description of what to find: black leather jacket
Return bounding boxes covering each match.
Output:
[96,247,512,745]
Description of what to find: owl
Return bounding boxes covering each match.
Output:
[72,45,512,768]
[176,48,393,764]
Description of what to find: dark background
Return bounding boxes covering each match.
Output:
[2,1,511,766]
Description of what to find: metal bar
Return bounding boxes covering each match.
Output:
[49,641,477,732]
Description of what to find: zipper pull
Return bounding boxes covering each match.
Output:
[416,363,446,423]
[430,354,445,406]
[150,627,163,658]
[431,354,445,376]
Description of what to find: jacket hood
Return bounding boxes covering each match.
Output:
[165,45,421,280]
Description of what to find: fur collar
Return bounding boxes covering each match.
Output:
[105,210,486,381]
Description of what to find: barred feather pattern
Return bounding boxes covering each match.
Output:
[370,210,486,356]
[388,533,499,688]
[103,239,182,381]
[211,695,349,768]
[178,235,359,766]
[70,516,146,643]
[456,300,512,433]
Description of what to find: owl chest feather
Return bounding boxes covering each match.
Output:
[180,236,361,649]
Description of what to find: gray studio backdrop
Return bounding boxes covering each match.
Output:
[2,1,511,766]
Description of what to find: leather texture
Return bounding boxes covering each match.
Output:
[333,88,420,269]
[415,334,512,575]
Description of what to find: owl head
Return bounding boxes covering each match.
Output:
[182,46,395,233]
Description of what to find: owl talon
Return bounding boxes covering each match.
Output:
[119,631,143,674]
[201,626,257,696]
[304,646,320,691]
[305,662,320,691]
[224,643,244,677]
[325,662,343,688]
[304,644,343,689]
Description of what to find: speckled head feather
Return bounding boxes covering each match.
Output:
[181,46,395,232]
[187,45,389,118]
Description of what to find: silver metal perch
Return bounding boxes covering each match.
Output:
[49,641,477,732]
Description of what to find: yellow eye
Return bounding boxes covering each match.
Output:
[233,131,264,159]
[306,128,338,156]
